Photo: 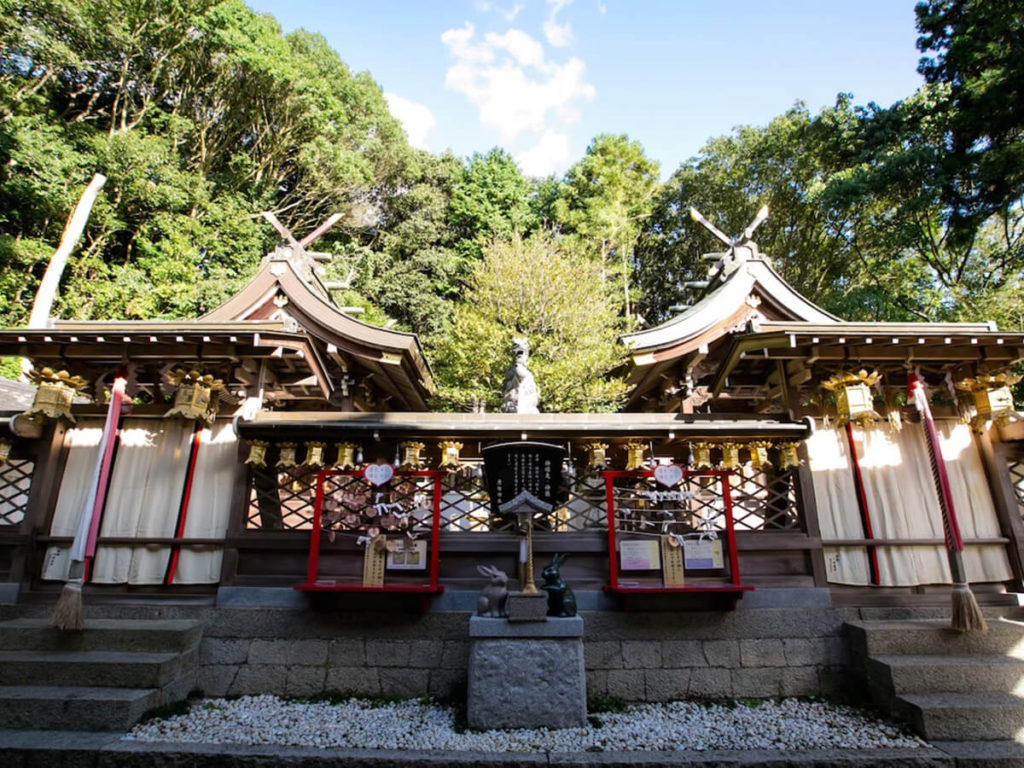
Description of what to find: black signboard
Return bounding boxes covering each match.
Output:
[482,441,566,518]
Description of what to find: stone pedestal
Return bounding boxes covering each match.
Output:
[467,615,586,730]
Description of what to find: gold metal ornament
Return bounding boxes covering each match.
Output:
[623,441,647,471]
[276,442,298,468]
[244,440,269,467]
[23,367,88,424]
[691,442,713,469]
[748,441,772,471]
[777,442,802,470]
[334,442,358,469]
[0,439,12,465]
[399,441,425,470]
[303,441,326,468]
[956,372,1021,429]
[822,369,882,428]
[581,442,609,472]
[438,440,463,470]
[719,442,741,470]
[164,368,224,427]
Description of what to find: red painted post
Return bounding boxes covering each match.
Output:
[845,421,881,585]
[165,423,203,585]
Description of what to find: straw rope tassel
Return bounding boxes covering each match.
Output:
[908,372,987,633]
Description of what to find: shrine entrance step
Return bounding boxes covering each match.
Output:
[0,618,202,731]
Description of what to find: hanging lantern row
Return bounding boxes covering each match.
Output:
[955,372,1021,429]
[821,369,882,428]
[23,368,88,425]
[164,368,225,428]
[244,438,803,472]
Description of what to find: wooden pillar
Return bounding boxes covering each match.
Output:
[795,439,828,588]
[974,427,1024,592]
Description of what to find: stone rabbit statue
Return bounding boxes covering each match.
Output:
[476,564,509,618]
[541,552,577,617]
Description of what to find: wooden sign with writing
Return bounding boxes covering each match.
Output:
[661,535,685,586]
[482,442,565,516]
[362,535,386,586]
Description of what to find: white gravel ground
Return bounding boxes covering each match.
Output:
[125,695,928,752]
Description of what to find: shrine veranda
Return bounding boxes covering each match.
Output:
[0,233,1022,703]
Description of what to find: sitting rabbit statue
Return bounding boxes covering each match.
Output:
[541,553,577,617]
[476,564,509,618]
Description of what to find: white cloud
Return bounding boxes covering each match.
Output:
[516,129,572,177]
[543,0,574,47]
[441,24,594,144]
[384,93,436,150]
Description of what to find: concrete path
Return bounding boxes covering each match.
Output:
[3,730,1023,767]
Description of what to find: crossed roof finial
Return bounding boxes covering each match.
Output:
[688,205,769,279]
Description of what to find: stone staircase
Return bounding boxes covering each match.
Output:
[847,615,1024,743]
[0,617,202,731]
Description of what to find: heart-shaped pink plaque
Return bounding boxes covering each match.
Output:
[654,463,683,488]
[363,463,395,486]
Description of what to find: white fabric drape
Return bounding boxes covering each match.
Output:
[41,423,104,581]
[808,419,1012,586]
[92,419,193,584]
[172,422,239,584]
[806,427,871,585]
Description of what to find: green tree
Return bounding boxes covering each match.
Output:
[431,232,627,413]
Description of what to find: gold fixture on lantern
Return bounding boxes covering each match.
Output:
[0,439,12,466]
[438,440,463,470]
[719,442,741,470]
[399,441,425,470]
[334,442,358,469]
[623,441,647,471]
[691,442,713,469]
[581,442,609,472]
[244,440,269,467]
[23,368,87,424]
[276,442,297,468]
[303,441,326,468]
[822,369,882,428]
[164,368,224,427]
[777,442,801,470]
[956,372,1021,429]
[748,441,772,471]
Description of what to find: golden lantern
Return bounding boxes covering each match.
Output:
[334,442,358,469]
[303,441,326,468]
[778,442,802,470]
[822,369,881,428]
[748,441,772,471]
[276,442,298,468]
[164,368,224,427]
[623,441,647,471]
[691,442,713,469]
[956,372,1020,428]
[438,440,463,470]
[581,442,609,472]
[399,441,425,470]
[719,442,742,470]
[244,439,269,467]
[0,439,11,466]
[23,367,87,424]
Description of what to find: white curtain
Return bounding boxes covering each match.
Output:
[172,422,239,584]
[806,427,871,585]
[41,423,104,581]
[808,419,1012,586]
[92,419,193,584]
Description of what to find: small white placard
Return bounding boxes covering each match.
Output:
[386,539,427,570]
[683,537,724,569]
[619,539,661,571]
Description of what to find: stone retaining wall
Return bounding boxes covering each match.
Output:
[193,607,853,702]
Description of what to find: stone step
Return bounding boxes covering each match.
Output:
[0,685,159,731]
[0,618,202,653]
[868,654,1024,696]
[0,649,189,688]
[894,692,1024,741]
[847,618,1024,658]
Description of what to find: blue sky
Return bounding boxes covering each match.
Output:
[245,0,926,178]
